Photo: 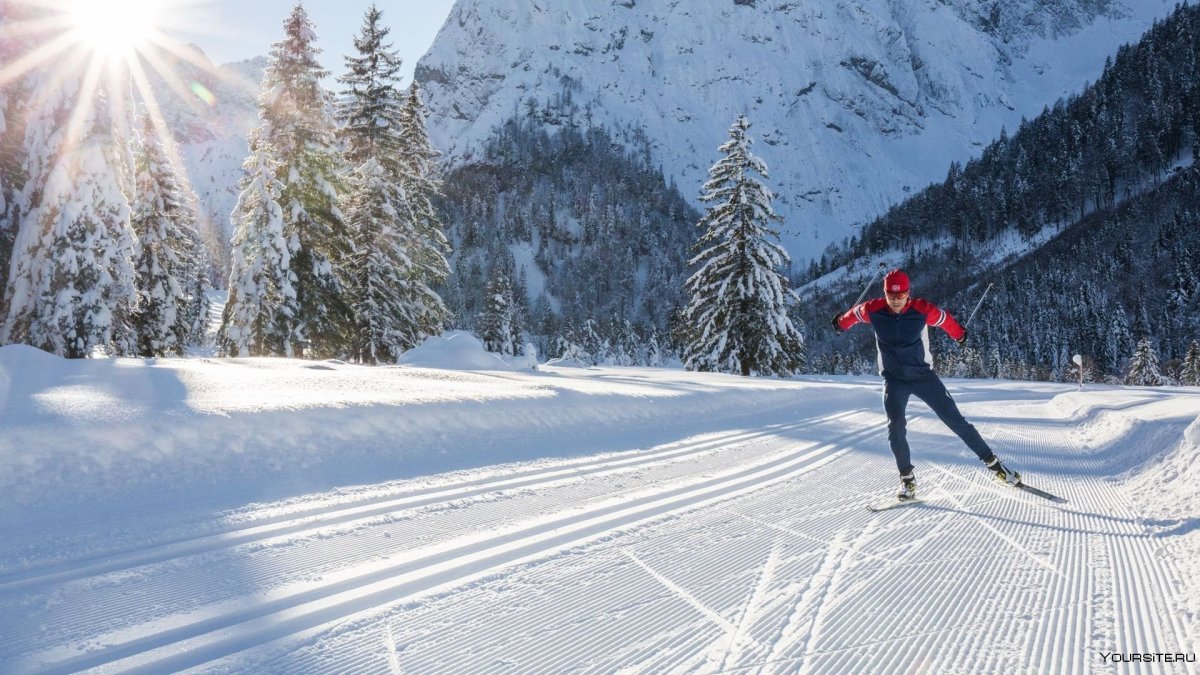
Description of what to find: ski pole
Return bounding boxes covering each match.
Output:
[963,282,994,329]
[852,262,887,307]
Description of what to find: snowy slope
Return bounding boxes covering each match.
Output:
[1,342,1198,672]
[417,0,1175,260]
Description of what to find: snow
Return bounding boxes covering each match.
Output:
[397,330,520,371]
[1,345,1199,672]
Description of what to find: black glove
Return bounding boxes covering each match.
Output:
[831,313,844,333]
[956,329,969,347]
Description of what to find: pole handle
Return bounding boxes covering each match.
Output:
[852,262,887,308]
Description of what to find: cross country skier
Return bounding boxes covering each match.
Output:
[832,269,1020,501]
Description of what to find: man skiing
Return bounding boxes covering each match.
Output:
[832,269,1019,501]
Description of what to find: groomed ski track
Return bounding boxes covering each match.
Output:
[2,374,1197,674]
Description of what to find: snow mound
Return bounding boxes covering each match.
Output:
[1186,414,1200,448]
[0,345,63,415]
[397,332,518,371]
[1122,402,1200,540]
[0,343,62,372]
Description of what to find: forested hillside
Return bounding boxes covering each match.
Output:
[437,115,701,363]
[803,2,1200,382]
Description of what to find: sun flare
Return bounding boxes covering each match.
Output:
[67,0,161,60]
[0,0,248,204]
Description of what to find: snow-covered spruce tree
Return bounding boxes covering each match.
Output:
[1102,303,1132,374]
[1125,336,1166,386]
[556,333,591,366]
[1,77,137,358]
[337,6,445,361]
[253,3,352,358]
[0,4,51,322]
[183,255,212,346]
[579,318,604,362]
[338,4,403,168]
[478,270,522,355]
[680,115,804,376]
[344,158,435,362]
[1180,340,1200,387]
[646,330,664,367]
[129,115,207,356]
[395,82,452,335]
[219,148,295,357]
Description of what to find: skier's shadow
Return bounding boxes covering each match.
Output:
[910,500,1199,539]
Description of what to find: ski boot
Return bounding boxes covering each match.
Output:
[897,473,917,501]
[983,455,1021,486]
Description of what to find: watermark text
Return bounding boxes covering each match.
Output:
[1099,652,1196,664]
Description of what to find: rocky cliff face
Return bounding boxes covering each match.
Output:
[415,0,1173,261]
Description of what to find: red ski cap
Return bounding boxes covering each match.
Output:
[884,269,909,294]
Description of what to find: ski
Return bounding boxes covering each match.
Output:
[867,498,923,512]
[1015,482,1067,504]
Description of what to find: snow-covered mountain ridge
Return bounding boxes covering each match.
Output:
[416,0,1175,261]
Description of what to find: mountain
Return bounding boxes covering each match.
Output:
[416,0,1176,262]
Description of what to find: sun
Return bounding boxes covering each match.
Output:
[67,0,161,60]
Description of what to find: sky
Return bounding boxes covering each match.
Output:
[167,0,457,84]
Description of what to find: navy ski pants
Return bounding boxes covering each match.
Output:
[883,372,993,476]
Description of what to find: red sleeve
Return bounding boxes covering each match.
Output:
[836,298,887,331]
[910,298,965,340]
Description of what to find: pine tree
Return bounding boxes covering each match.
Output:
[345,158,434,362]
[129,115,205,356]
[1167,256,1194,331]
[1181,340,1200,387]
[647,329,664,367]
[552,324,591,365]
[184,265,212,346]
[219,148,295,357]
[254,3,352,357]
[478,270,522,355]
[1,77,136,358]
[0,4,46,319]
[1125,336,1166,386]
[990,347,1004,379]
[338,7,447,360]
[395,82,452,337]
[580,318,604,362]
[1131,296,1152,339]
[1104,303,1132,372]
[338,4,403,167]
[681,115,804,376]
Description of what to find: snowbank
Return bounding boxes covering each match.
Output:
[4,346,1200,672]
[396,331,521,371]
[0,344,869,561]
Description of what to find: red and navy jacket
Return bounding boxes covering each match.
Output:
[835,297,965,380]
